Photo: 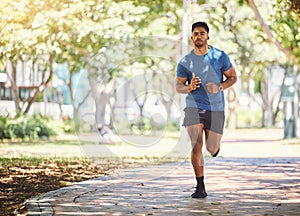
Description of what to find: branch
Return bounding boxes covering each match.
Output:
[77,90,90,108]
[248,0,299,67]
[8,59,22,111]
[23,56,54,114]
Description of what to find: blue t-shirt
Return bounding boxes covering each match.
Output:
[176,45,232,111]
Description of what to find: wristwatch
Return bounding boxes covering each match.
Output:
[218,83,223,92]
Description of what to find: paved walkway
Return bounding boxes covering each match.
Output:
[26,129,300,215]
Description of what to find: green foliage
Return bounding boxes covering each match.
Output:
[1,0,299,130]
[0,0,182,63]
[272,0,300,65]
[236,109,263,128]
[62,119,76,134]
[197,0,207,4]
[0,115,57,140]
[254,78,262,94]
[0,115,10,139]
[237,0,245,6]
[1,0,183,118]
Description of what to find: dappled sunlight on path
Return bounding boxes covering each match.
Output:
[27,157,300,215]
[25,128,300,215]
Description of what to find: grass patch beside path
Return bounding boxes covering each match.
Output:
[0,138,181,216]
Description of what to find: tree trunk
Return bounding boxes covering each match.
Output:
[8,59,22,112]
[129,72,149,130]
[157,73,176,124]
[23,56,54,114]
[87,70,110,126]
[107,81,116,128]
[226,88,238,129]
[272,68,287,125]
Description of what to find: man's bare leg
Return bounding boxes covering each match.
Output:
[187,123,207,198]
[204,129,222,157]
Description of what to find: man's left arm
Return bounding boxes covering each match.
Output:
[220,66,237,91]
[206,66,237,94]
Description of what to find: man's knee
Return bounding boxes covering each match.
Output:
[206,142,219,154]
[191,140,203,152]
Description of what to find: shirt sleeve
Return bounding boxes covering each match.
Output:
[176,63,188,78]
[221,52,232,73]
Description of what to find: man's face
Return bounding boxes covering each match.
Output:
[191,27,209,48]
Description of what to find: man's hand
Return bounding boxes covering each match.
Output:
[176,73,201,94]
[189,72,201,91]
[206,82,220,94]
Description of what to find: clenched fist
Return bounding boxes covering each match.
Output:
[189,72,201,91]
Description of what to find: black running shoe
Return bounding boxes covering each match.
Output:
[191,188,207,198]
[212,148,220,157]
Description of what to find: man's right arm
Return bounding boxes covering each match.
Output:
[176,76,201,94]
[176,77,192,94]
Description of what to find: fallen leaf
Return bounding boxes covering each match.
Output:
[211,202,221,205]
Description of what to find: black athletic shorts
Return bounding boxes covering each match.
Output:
[182,107,225,134]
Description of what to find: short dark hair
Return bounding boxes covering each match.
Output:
[192,21,209,33]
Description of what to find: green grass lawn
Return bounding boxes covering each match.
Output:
[0,130,190,160]
[0,140,84,158]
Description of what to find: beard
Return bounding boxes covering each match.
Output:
[194,39,204,48]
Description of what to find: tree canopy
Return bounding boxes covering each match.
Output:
[0,0,299,120]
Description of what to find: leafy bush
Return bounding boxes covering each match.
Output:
[29,115,56,138]
[62,119,76,133]
[235,109,262,128]
[0,115,10,139]
[0,115,57,140]
[8,118,26,139]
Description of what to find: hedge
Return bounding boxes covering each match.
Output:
[0,114,57,140]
